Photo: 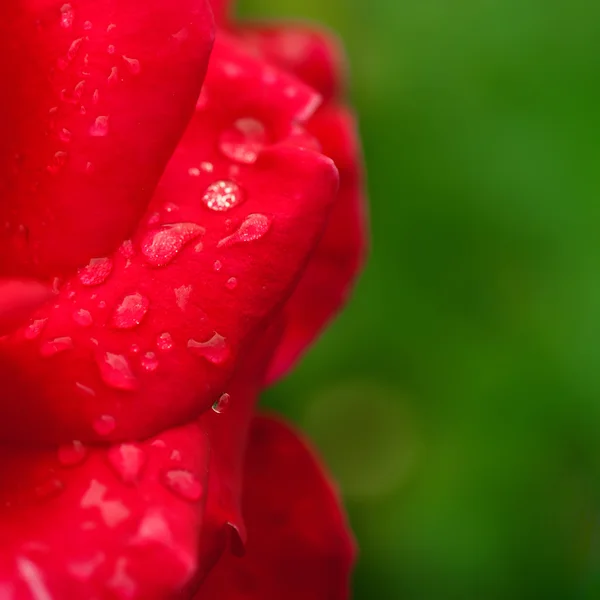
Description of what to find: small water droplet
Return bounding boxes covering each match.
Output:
[97,352,137,390]
[212,393,230,414]
[140,352,159,372]
[217,214,272,248]
[122,55,141,75]
[47,151,68,175]
[107,443,146,484]
[111,293,149,329]
[162,469,203,501]
[60,4,74,29]
[93,415,116,436]
[201,180,244,212]
[200,161,214,173]
[73,308,93,327]
[85,161,94,174]
[174,285,192,311]
[75,382,96,396]
[24,318,48,340]
[107,44,116,55]
[141,223,205,267]
[129,343,141,355]
[107,66,119,86]
[187,333,230,365]
[58,441,87,467]
[58,128,72,143]
[119,239,135,258]
[40,336,74,357]
[90,116,109,137]
[78,257,113,285]
[163,202,178,214]
[107,23,117,33]
[83,20,93,30]
[92,89,100,104]
[147,212,161,226]
[194,242,203,253]
[67,38,83,60]
[213,260,222,272]
[218,118,266,164]
[156,333,174,352]
[226,277,238,290]
[188,167,200,177]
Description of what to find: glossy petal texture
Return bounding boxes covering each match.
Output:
[0,35,338,445]
[237,25,367,382]
[0,423,210,599]
[0,279,55,335]
[0,0,214,278]
[196,415,356,600]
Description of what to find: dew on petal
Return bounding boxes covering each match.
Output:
[24,318,48,340]
[119,239,135,258]
[201,180,244,212]
[213,260,222,271]
[111,293,149,329]
[140,352,159,372]
[141,223,205,267]
[73,308,93,327]
[81,479,130,528]
[75,382,96,397]
[162,469,203,501]
[97,352,137,391]
[188,167,200,177]
[122,55,141,75]
[47,151,68,175]
[58,441,87,467]
[187,333,230,365]
[40,336,74,357]
[90,116,109,137]
[226,277,238,290]
[60,3,74,29]
[212,393,230,414]
[217,214,272,248]
[156,333,174,352]
[93,415,116,436]
[174,285,192,311]
[200,161,214,173]
[218,118,266,164]
[78,257,113,286]
[107,443,146,484]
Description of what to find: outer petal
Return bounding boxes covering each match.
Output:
[0,0,214,278]
[196,415,356,600]
[0,36,338,445]
[0,422,210,599]
[209,1,231,25]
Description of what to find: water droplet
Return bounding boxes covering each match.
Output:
[119,239,135,258]
[24,318,48,340]
[75,382,96,396]
[212,393,230,414]
[174,285,192,311]
[187,333,230,365]
[47,151,68,175]
[226,277,238,290]
[111,293,149,329]
[141,223,205,267]
[92,89,100,104]
[59,128,72,143]
[170,450,181,461]
[213,260,222,271]
[83,20,93,30]
[140,352,159,372]
[58,441,87,467]
[107,443,146,484]
[156,333,174,352]
[73,308,93,327]
[129,343,141,355]
[218,118,266,164]
[107,44,116,55]
[60,4,74,29]
[93,415,116,436]
[162,469,203,501]
[40,336,74,357]
[67,38,83,60]
[194,242,203,253]
[163,202,178,214]
[201,180,244,212]
[97,352,137,390]
[217,214,272,248]
[90,116,109,137]
[122,55,141,75]
[85,161,94,174]
[107,66,119,86]
[188,167,200,177]
[78,257,112,286]
[200,161,214,173]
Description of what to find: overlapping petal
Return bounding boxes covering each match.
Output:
[0,0,214,278]
[196,415,356,600]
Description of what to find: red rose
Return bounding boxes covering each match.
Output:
[0,0,367,597]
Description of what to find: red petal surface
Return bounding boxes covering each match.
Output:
[196,414,356,600]
[268,104,368,382]
[0,279,55,336]
[0,0,214,278]
[0,35,338,445]
[0,422,210,599]
[209,1,231,25]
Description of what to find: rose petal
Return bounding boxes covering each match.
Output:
[0,36,338,445]
[196,414,356,600]
[0,279,55,336]
[0,0,214,278]
[0,422,209,599]
[209,0,232,25]
[268,105,367,383]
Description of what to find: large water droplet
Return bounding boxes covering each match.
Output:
[201,181,244,212]
[187,333,230,365]
[218,118,266,164]
[156,332,174,352]
[40,336,74,357]
[78,257,113,286]
[58,441,87,467]
[97,352,137,390]
[93,415,116,436]
[212,393,230,414]
[162,469,203,501]
[217,214,272,248]
[111,293,149,329]
[73,308,93,327]
[107,443,146,484]
[141,223,205,267]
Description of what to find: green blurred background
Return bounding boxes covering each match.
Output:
[239,0,600,598]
